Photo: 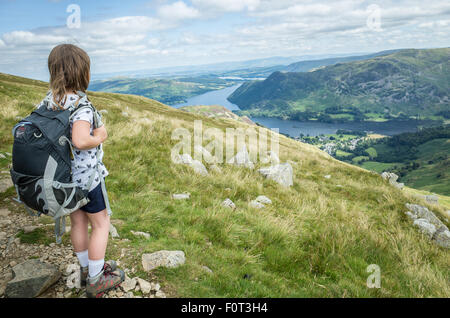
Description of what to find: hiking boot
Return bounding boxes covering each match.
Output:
[86,263,124,298]
[80,260,118,287]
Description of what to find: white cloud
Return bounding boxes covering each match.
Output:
[157,1,200,21]
[192,0,261,12]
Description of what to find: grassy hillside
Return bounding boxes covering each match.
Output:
[0,73,449,297]
[228,48,450,121]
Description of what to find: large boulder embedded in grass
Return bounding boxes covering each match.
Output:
[176,153,209,176]
[258,162,293,187]
[381,172,404,190]
[405,203,450,249]
[5,259,61,298]
[142,250,186,272]
[227,146,254,169]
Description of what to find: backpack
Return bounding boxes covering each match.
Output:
[9,91,112,243]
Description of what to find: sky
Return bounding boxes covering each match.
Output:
[0,0,449,80]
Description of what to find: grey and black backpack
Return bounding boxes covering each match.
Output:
[10,91,111,243]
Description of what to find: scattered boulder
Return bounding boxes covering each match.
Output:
[190,160,209,176]
[5,259,61,298]
[121,275,137,292]
[434,228,450,249]
[381,172,403,190]
[172,193,190,200]
[131,231,151,239]
[176,153,209,176]
[324,175,331,179]
[227,146,254,169]
[0,153,5,159]
[142,250,186,272]
[413,219,436,239]
[137,278,152,294]
[405,203,450,249]
[221,198,236,210]
[202,266,213,274]
[425,195,439,204]
[405,204,442,228]
[23,226,38,234]
[65,264,81,289]
[255,195,272,205]
[249,200,265,209]
[258,162,293,187]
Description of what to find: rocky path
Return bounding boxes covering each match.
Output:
[0,175,167,298]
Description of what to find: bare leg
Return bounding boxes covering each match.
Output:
[70,209,89,252]
[86,209,110,260]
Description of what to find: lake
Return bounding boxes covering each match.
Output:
[173,85,440,137]
[173,84,242,110]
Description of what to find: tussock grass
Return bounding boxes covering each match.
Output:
[0,72,449,298]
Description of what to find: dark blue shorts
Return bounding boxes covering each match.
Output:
[80,183,106,213]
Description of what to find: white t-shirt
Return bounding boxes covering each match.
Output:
[39,92,109,191]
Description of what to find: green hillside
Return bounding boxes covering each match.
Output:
[89,75,237,105]
[330,126,450,195]
[228,48,450,121]
[0,73,449,298]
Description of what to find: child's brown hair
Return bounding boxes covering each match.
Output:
[48,44,90,108]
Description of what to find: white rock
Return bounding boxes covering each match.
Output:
[142,250,186,272]
[131,231,150,239]
[23,226,38,233]
[172,193,190,200]
[65,264,81,289]
[155,290,166,298]
[0,153,5,159]
[249,200,265,209]
[227,145,254,169]
[202,266,213,274]
[405,204,443,228]
[178,153,194,165]
[190,160,209,176]
[324,175,331,179]
[413,219,436,239]
[258,162,293,187]
[405,211,417,220]
[255,195,272,205]
[137,278,152,294]
[425,195,439,204]
[434,228,450,249]
[221,198,236,210]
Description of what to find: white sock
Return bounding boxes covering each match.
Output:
[88,258,105,278]
[75,250,89,268]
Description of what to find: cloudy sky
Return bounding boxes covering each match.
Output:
[0,0,449,80]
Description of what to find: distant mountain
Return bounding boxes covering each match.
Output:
[219,50,399,79]
[228,48,450,122]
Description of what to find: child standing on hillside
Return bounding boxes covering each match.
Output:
[44,44,124,298]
